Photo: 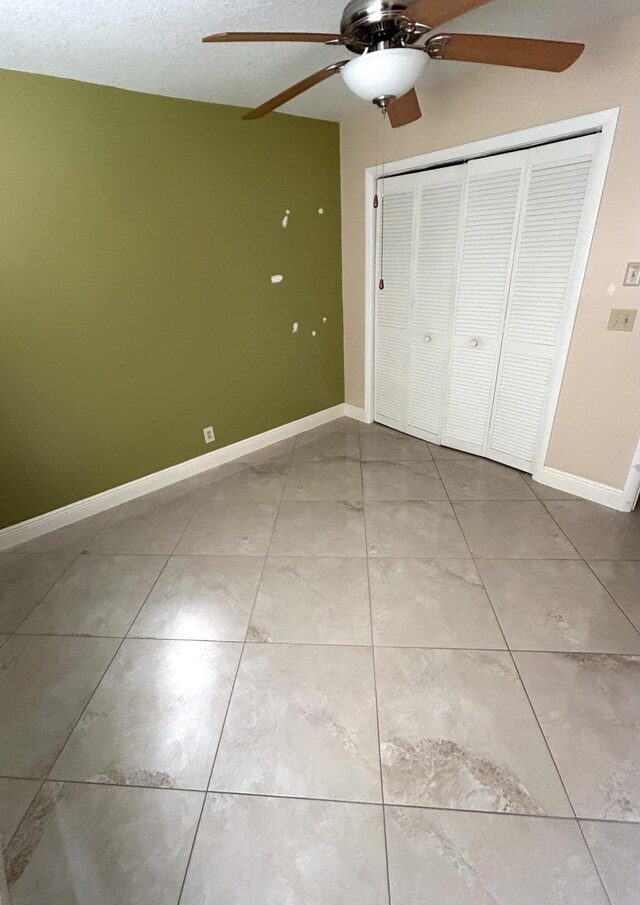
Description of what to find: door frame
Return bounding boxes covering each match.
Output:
[363,107,619,476]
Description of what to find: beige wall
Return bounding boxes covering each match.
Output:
[340,13,640,490]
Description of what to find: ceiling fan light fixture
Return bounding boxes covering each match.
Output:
[341,47,429,106]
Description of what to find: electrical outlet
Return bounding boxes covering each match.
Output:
[624,262,640,287]
[203,426,215,444]
[607,309,637,332]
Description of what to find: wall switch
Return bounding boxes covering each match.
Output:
[624,262,640,286]
[607,309,637,332]
[203,426,215,444]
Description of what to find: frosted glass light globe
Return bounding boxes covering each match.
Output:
[341,48,429,103]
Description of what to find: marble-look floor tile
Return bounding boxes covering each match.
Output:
[545,502,640,560]
[4,781,202,905]
[270,502,366,557]
[369,559,505,649]
[437,458,536,501]
[581,820,640,905]
[181,793,388,905]
[0,635,118,777]
[7,511,114,555]
[237,439,295,467]
[386,806,607,905]
[249,556,370,645]
[293,427,360,461]
[0,554,76,632]
[588,561,640,632]
[358,421,400,436]
[428,443,475,461]
[199,463,287,501]
[0,779,41,851]
[360,431,432,462]
[523,474,579,501]
[18,554,166,637]
[88,495,198,555]
[514,652,640,821]
[52,639,241,791]
[365,501,470,558]
[175,501,278,555]
[453,501,579,559]
[362,460,447,500]
[478,560,640,653]
[210,643,381,802]
[283,459,363,501]
[130,555,263,641]
[375,647,571,816]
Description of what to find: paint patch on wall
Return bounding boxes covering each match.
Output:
[318,208,324,215]
[282,210,290,228]
[322,317,328,323]
[607,283,617,296]
[312,330,317,337]
[292,322,299,334]
[271,274,283,284]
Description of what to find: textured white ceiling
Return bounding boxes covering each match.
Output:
[1,0,638,121]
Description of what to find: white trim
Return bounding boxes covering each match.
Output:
[363,107,620,500]
[535,466,623,511]
[621,436,640,513]
[0,404,347,551]
[344,404,370,423]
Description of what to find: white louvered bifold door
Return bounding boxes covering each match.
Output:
[442,151,526,455]
[374,174,418,429]
[486,135,597,471]
[406,167,464,441]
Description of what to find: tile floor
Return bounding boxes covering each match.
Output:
[1,417,639,904]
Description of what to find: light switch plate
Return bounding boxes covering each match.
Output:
[608,308,637,332]
[624,262,640,286]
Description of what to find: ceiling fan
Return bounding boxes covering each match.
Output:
[202,0,585,128]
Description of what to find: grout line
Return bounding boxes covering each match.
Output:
[6,630,640,657]
[1,772,639,826]
[359,421,393,905]
[174,495,282,905]
[8,550,86,637]
[435,456,614,905]
[2,429,636,899]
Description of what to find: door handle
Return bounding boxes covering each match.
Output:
[423,334,432,344]
[470,338,479,348]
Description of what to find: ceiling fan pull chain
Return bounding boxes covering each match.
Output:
[379,193,385,291]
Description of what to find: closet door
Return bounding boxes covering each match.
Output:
[374,166,464,439]
[373,173,418,430]
[487,134,597,471]
[406,167,464,441]
[442,151,526,455]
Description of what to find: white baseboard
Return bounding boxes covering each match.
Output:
[0,403,347,551]
[343,404,370,423]
[621,436,640,513]
[534,466,628,511]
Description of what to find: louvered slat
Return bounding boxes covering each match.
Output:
[443,153,525,452]
[444,347,497,447]
[406,173,463,438]
[375,327,408,423]
[505,156,592,346]
[487,136,596,471]
[489,353,551,463]
[374,179,417,425]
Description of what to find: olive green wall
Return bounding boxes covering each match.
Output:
[0,69,343,529]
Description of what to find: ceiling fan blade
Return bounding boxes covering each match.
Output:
[388,89,422,128]
[405,0,494,29]
[426,33,585,71]
[243,62,349,120]
[202,31,344,44]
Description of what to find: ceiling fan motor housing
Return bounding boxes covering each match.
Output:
[340,0,422,53]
